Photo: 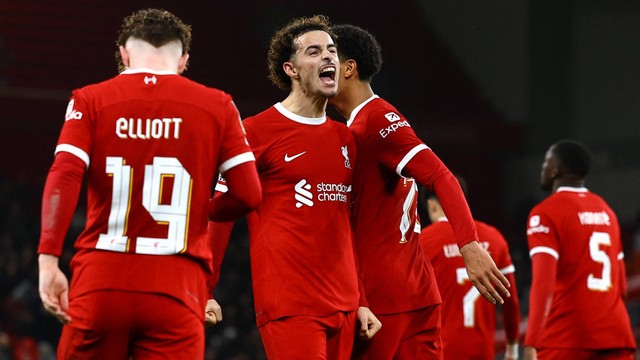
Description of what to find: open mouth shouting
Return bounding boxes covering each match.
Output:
[319,65,337,86]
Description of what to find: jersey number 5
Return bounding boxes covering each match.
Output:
[587,231,612,292]
[96,156,192,255]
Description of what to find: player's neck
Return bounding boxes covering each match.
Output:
[331,83,374,120]
[128,57,180,73]
[552,179,585,192]
[124,39,183,73]
[281,92,328,118]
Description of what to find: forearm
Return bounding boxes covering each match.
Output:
[502,273,521,343]
[403,150,477,247]
[524,254,557,347]
[38,152,85,256]
[209,162,261,221]
[208,219,234,294]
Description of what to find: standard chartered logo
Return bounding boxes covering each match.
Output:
[294,179,351,208]
[295,180,314,208]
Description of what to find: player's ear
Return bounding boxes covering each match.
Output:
[426,198,439,214]
[283,62,299,79]
[178,53,190,74]
[119,46,130,68]
[343,59,357,79]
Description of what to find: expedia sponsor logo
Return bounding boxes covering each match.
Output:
[527,215,550,235]
[527,225,550,235]
[379,120,410,138]
[385,112,401,122]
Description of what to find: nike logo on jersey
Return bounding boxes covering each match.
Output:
[284,151,307,162]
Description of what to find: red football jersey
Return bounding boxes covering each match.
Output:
[41,69,254,316]
[243,103,359,326]
[347,95,441,314]
[526,187,636,350]
[420,218,515,359]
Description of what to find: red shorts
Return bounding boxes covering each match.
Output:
[537,347,635,360]
[57,290,204,360]
[352,304,443,360]
[259,311,357,360]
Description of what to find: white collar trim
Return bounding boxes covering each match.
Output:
[556,186,588,193]
[120,68,178,75]
[274,102,326,125]
[346,95,379,127]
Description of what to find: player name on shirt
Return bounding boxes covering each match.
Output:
[578,211,610,225]
[115,117,183,140]
[443,241,489,258]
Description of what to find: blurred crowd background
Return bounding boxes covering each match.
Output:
[1,0,639,359]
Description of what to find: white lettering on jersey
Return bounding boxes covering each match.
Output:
[316,182,351,203]
[443,241,489,258]
[379,120,410,138]
[65,99,83,121]
[444,244,461,258]
[578,211,611,226]
[294,180,351,208]
[115,117,182,140]
[527,225,550,235]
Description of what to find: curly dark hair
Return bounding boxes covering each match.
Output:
[332,24,382,82]
[115,8,192,72]
[267,15,334,91]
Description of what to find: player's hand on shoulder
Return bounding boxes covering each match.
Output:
[204,298,223,327]
[460,241,511,305]
[356,306,382,340]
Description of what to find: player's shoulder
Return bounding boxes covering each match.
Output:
[475,220,509,248]
[174,76,233,102]
[420,222,452,242]
[242,106,278,127]
[72,75,118,96]
[327,116,353,136]
[360,97,406,123]
[529,194,560,214]
[475,220,504,238]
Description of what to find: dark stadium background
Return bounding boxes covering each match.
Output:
[1,0,639,358]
